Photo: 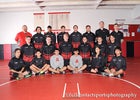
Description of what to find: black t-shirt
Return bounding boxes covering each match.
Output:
[110,55,126,71]
[31,57,46,68]
[8,57,25,71]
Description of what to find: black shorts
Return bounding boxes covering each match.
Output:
[12,73,19,78]
[64,59,69,66]
[24,62,31,72]
[46,60,50,65]
[83,58,90,65]
[37,65,44,69]
[96,67,105,73]
[83,59,91,71]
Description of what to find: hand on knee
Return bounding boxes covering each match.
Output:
[91,69,97,73]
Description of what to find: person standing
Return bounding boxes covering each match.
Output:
[57,25,69,45]
[110,23,124,46]
[32,26,45,50]
[15,25,32,47]
[95,21,109,44]
[44,25,56,45]
[70,25,82,49]
[83,25,95,48]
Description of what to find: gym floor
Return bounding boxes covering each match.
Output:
[0,58,140,100]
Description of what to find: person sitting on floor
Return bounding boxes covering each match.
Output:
[30,50,50,76]
[90,46,106,74]
[104,47,126,78]
[68,49,87,73]
[8,48,30,80]
[50,49,66,74]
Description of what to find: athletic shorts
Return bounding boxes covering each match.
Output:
[46,60,50,65]
[64,59,70,66]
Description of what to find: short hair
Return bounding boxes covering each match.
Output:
[61,25,65,29]
[73,25,78,28]
[82,36,87,39]
[97,36,103,39]
[47,25,52,29]
[54,49,60,53]
[35,26,42,31]
[114,23,119,26]
[99,21,104,24]
[115,46,122,51]
[35,49,41,53]
[63,33,69,37]
[22,25,27,28]
[46,36,51,39]
[109,34,115,38]
[94,45,101,50]
[14,48,21,53]
[86,25,91,28]
[55,48,59,51]
[73,48,79,52]
[26,36,31,39]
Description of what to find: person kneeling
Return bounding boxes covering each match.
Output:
[8,48,30,80]
[68,49,87,73]
[50,49,66,74]
[104,47,126,78]
[91,46,105,74]
[30,50,50,76]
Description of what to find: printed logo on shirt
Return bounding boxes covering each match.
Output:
[35,60,38,63]
[75,59,79,63]
[108,46,112,48]
[56,58,59,61]
[14,62,18,64]
[72,34,76,36]
[20,61,23,64]
[118,59,122,62]
[99,56,102,59]
[113,58,117,62]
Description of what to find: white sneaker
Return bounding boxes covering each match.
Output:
[109,73,114,77]
[117,75,121,78]
[101,72,109,76]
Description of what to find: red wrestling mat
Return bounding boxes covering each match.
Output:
[0,58,140,100]
[0,73,139,100]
